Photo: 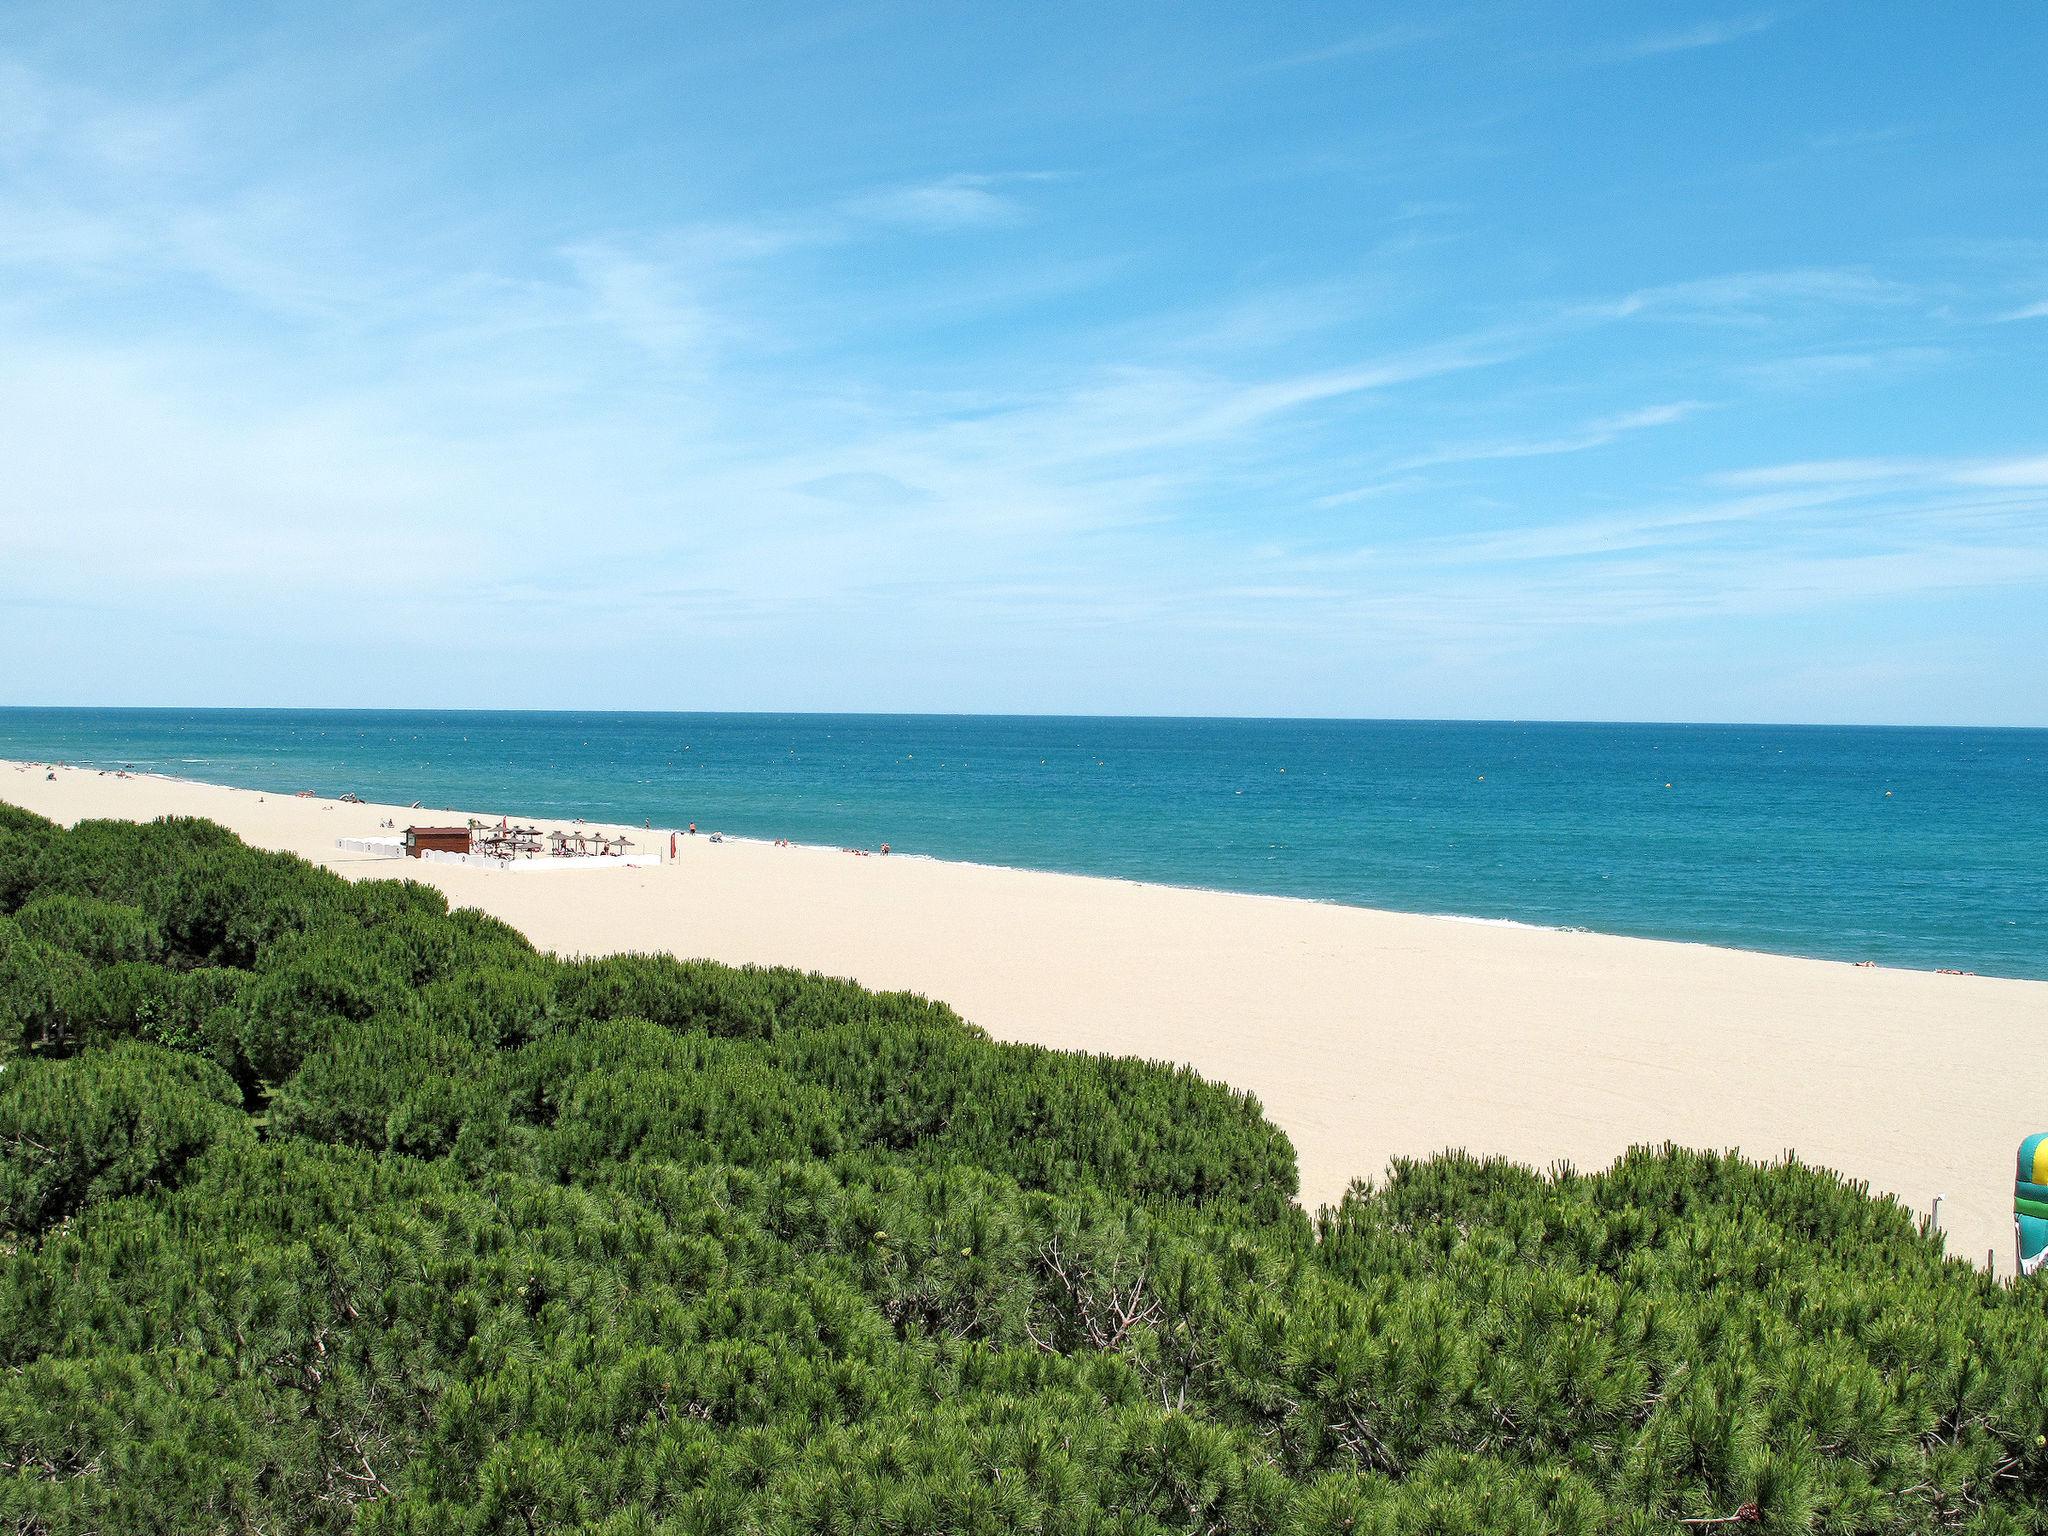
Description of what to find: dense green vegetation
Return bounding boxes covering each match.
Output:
[2,801,2044,1534]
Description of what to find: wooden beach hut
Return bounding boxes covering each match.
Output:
[403,826,472,859]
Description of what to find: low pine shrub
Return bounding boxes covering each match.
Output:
[14,892,160,966]
[0,1040,249,1235]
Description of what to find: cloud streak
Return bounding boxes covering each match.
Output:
[1262,23,1446,71]
[1586,14,1776,64]
[843,173,1053,230]
[1395,401,1705,471]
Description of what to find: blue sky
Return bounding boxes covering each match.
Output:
[2,3,2045,723]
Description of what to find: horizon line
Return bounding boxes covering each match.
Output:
[1,703,2043,732]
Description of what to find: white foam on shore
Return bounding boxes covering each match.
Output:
[1426,911,1586,933]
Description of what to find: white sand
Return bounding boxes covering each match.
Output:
[7,758,2044,1273]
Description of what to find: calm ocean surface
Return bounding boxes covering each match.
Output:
[2,709,2043,980]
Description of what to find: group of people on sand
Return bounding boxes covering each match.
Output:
[732,834,893,855]
[663,823,889,859]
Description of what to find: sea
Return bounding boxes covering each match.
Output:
[1,708,2043,981]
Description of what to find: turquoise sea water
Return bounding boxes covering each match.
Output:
[1,708,2043,980]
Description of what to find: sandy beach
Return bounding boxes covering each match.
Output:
[7,757,2043,1275]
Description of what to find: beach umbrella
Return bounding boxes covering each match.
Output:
[2018,1134,2048,1277]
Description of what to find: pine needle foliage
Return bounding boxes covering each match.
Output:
[0,802,2043,1535]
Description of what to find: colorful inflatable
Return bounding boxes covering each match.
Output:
[2018,1134,2048,1277]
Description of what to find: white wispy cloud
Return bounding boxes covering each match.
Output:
[1731,347,1947,389]
[1588,13,1776,64]
[1395,401,1705,471]
[1713,453,2048,491]
[1598,267,1912,322]
[843,173,1052,230]
[559,241,710,359]
[1711,457,1926,489]
[1953,455,2048,488]
[1243,473,2048,651]
[1311,476,1435,510]
[1263,24,1445,71]
[1998,300,2048,322]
